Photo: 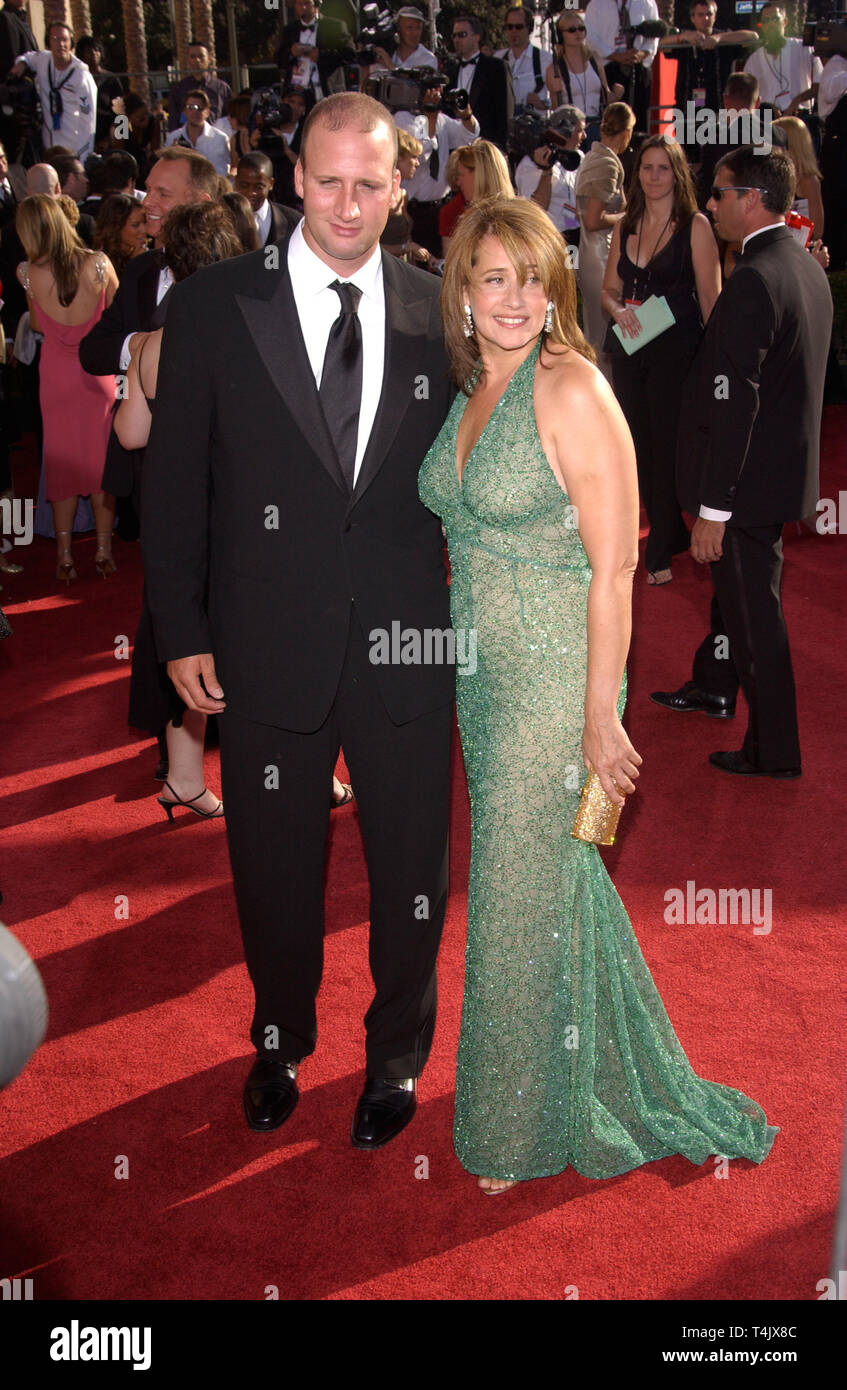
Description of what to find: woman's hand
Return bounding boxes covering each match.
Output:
[613,302,642,338]
[582,717,642,807]
[810,238,830,269]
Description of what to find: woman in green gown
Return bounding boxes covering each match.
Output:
[418,196,778,1193]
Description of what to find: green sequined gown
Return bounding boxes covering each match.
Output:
[418,341,779,1181]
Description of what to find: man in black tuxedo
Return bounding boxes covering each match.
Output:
[275,0,356,108]
[141,93,455,1149]
[446,13,513,150]
[233,151,300,246]
[79,148,219,508]
[652,147,832,777]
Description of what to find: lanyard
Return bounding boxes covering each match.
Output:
[631,213,673,299]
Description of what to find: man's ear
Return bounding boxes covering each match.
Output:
[294,158,305,198]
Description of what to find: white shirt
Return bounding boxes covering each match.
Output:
[255,199,272,245]
[515,153,581,231]
[699,222,785,522]
[495,43,553,109]
[119,265,173,372]
[394,109,479,202]
[553,58,604,118]
[457,53,482,90]
[287,220,385,486]
[743,39,822,113]
[584,0,659,68]
[818,54,847,120]
[19,51,97,161]
[394,43,438,70]
[165,120,231,175]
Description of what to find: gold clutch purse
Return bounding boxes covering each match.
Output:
[571,768,623,846]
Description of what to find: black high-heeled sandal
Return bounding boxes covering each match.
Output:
[157,780,224,821]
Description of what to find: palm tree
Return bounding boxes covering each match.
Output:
[43,1,71,29]
[174,0,192,74]
[69,1,92,36]
[120,0,150,101]
[191,0,217,67]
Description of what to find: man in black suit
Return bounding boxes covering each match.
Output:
[446,12,513,150]
[79,148,219,508]
[141,93,455,1149]
[275,0,356,108]
[233,152,299,247]
[0,0,36,78]
[652,147,832,778]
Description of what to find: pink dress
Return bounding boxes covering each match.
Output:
[23,264,116,502]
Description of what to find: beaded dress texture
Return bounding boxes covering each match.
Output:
[418,340,779,1180]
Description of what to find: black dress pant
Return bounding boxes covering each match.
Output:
[217,607,453,1079]
[690,523,800,770]
[610,316,699,573]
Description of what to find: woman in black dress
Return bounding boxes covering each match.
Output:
[601,136,721,585]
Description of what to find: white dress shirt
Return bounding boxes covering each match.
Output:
[255,198,273,245]
[818,54,847,120]
[394,110,479,202]
[456,54,481,91]
[699,222,785,523]
[743,39,821,112]
[584,0,659,67]
[495,43,553,109]
[165,119,231,175]
[287,220,385,485]
[291,24,322,98]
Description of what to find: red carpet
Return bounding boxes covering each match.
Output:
[1,417,845,1302]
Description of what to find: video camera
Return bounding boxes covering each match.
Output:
[365,65,446,114]
[802,17,847,58]
[252,86,295,134]
[357,2,397,66]
[508,111,581,169]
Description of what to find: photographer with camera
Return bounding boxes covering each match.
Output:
[447,13,513,150]
[369,7,438,73]
[394,77,479,256]
[584,0,662,133]
[514,105,586,243]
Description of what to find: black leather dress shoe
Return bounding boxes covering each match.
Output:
[243,1057,299,1132]
[351,1077,417,1150]
[650,680,736,719]
[708,750,801,779]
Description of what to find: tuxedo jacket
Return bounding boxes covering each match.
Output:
[275,16,355,87]
[265,201,300,246]
[79,248,164,499]
[141,243,455,731]
[676,225,832,527]
[0,9,36,78]
[445,54,513,151]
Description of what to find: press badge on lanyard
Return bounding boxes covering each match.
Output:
[692,86,706,109]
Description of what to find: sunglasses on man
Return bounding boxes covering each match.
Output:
[710,185,767,200]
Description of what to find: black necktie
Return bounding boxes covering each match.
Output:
[429,139,439,180]
[319,280,363,491]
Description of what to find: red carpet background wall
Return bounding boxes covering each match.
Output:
[0,416,845,1301]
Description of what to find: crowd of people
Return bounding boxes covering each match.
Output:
[0,3,838,1191]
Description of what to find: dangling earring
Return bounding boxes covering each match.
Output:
[544,300,554,334]
[463,303,474,337]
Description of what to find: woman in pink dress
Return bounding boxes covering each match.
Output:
[16,195,119,584]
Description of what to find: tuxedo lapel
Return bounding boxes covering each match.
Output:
[235,247,348,496]
[353,253,435,506]
[138,251,163,329]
